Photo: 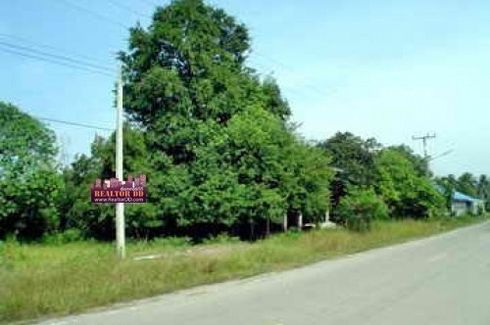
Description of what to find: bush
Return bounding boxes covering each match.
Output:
[42,229,83,245]
[337,188,389,232]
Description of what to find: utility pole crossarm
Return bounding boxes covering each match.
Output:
[412,133,436,159]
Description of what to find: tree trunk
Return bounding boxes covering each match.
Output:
[249,220,255,240]
[283,214,288,232]
[297,212,303,231]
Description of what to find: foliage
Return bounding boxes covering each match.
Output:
[477,175,490,210]
[386,145,430,177]
[61,0,331,240]
[318,132,381,214]
[434,174,457,210]
[375,148,445,219]
[61,125,158,240]
[41,229,83,245]
[0,102,63,240]
[336,188,388,231]
[456,172,478,197]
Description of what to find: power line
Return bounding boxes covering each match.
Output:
[107,0,152,19]
[0,45,115,77]
[49,0,335,103]
[251,51,336,98]
[0,40,115,73]
[56,0,328,102]
[37,116,113,131]
[57,0,130,29]
[54,0,331,103]
[428,149,454,162]
[0,32,114,67]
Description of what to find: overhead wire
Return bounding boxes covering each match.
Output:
[0,40,115,74]
[37,116,113,131]
[57,0,130,29]
[251,51,336,98]
[0,45,115,78]
[0,32,116,67]
[54,0,334,101]
[106,0,153,19]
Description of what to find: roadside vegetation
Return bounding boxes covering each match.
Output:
[0,215,487,323]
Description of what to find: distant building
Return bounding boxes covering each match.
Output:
[451,191,485,216]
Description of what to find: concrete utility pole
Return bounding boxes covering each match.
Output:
[115,67,125,258]
[297,212,303,231]
[412,133,436,159]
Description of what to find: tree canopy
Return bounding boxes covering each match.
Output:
[60,0,331,240]
[0,102,62,239]
[375,148,444,219]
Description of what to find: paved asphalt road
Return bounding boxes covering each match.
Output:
[42,222,490,325]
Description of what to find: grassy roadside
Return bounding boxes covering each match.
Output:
[0,215,487,323]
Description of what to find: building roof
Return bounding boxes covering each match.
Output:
[452,191,481,203]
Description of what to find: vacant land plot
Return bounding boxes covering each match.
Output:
[0,216,487,323]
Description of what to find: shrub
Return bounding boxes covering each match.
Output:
[337,188,389,232]
[42,229,83,245]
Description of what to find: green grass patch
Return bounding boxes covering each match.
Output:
[0,215,487,323]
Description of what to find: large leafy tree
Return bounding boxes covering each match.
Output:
[386,145,430,177]
[319,132,380,187]
[194,106,332,237]
[120,0,289,128]
[318,132,381,217]
[118,0,295,236]
[63,0,331,240]
[375,148,444,219]
[0,102,63,239]
[435,174,458,210]
[477,175,490,210]
[456,172,478,197]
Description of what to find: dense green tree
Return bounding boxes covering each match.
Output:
[375,148,444,219]
[477,175,490,210]
[318,132,381,220]
[337,187,388,231]
[477,175,488,199]
[456,172,478,197]
[319,132,380,187]
[0,102,63,239]
[434,174,458,210]
[198,106,331,235]
[62,0,331,240]
[386,145,430,177]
